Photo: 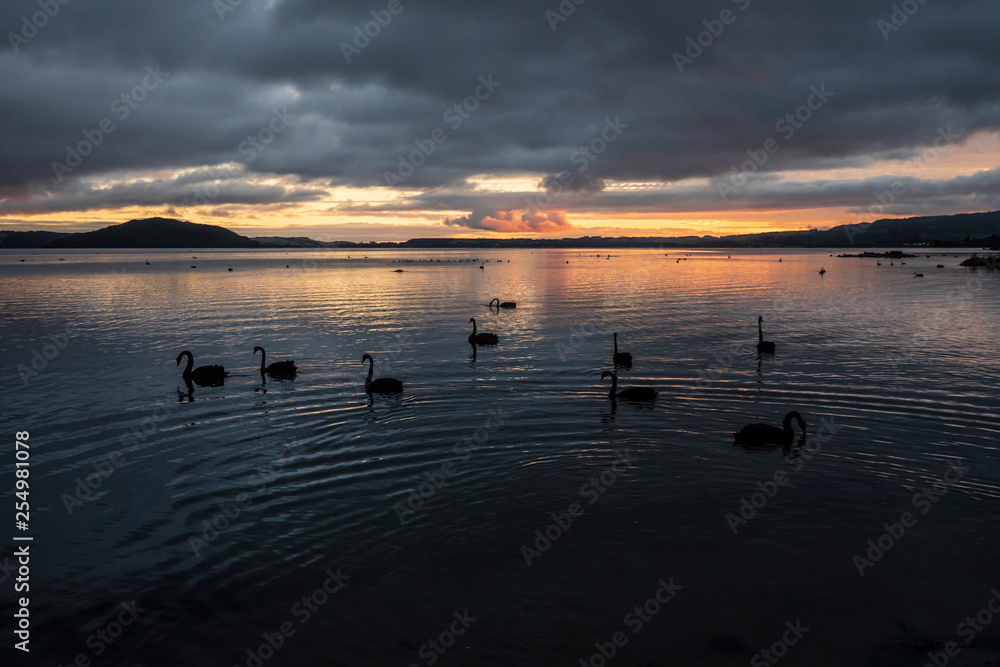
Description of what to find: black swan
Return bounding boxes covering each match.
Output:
[175,350,227,387]
[733,411,807,446]
[361,354,403,393]
[489,298,517,309]
[468,318,499,345]
[601,371,656,401]
[253,346,297,378]
[756,316,775,354]
[612,333,632,366]
[819,267,826,275]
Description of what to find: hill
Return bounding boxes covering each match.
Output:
[3,210,999,249]
[42,218,260,248]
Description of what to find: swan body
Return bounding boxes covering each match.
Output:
[756,316,775,354]
[468,318,499,345]
[361,354,403,393]
[253,346,297,378]
[176,350,227,387]
[489,298,517,309]
[819,267,826,275]
[601,371,656,401]
[612,333,632,366]
[733,411,807,446]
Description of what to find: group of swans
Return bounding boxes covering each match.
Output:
[175,346,297,387]
[177,311,805,447]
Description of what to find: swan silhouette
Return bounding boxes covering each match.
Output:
[253,346,297,378]
[612,333,632,366]
[468,318,499,345]
[361,354,403,393]
[601,371,656,401]
[756,316,775,354]
[733,411,807,446]
[176,350,227,387]
[819,267,826,275]
[489,298,517,309]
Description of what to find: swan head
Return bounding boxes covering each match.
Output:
[758,316,764,323]
[253,346,264,356]
[469,318,476,324]
[489,298,498,306]
[361,353,373,364]
[175,350,191,366]
[784,411,807,432]
[601,371,615,381]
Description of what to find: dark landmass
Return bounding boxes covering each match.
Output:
[2,210,999,249]
[960,254,1000,270]
[0,230,69,248]
[42,218,260,248]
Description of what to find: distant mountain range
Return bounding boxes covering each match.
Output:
[2,211,999,249]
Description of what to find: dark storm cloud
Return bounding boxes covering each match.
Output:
[1,0,998,216]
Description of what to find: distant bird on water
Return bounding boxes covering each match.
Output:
[176,350,227,387]
[913,272,924,278]
[819,267,826,275]
[612,333,632,366]
[361,354,402,393]
[490,298,516,309]
[601,371,656,401]
[734,411,807,447]
[756,316,775,354]
[468,318,499,345]
[253,346,297,378]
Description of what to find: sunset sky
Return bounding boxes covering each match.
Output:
[2,0,999,241]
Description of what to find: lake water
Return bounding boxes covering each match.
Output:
[1,247,999,666]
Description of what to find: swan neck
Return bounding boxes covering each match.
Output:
[758,319,763,342]
[183,352,193,376]
[366,357,373,383]
[258,348,266,371]
[614,334,618,354]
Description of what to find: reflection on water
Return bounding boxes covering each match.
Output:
[1,247,999,665]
